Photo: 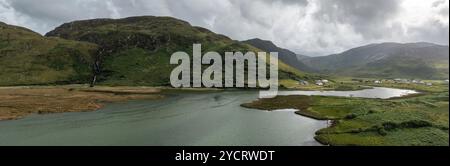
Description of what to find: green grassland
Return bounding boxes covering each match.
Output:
[242,83,449,146]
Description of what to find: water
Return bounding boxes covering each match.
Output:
[277,87,418,99]
[0,87,416,146]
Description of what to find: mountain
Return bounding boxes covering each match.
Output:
[46,16,307,86]
[301,42,449,79]
[0,22,98,86]
[243,38,314,72]
[296,54,310,61]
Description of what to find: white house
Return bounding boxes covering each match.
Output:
[315,80,324,86]
[299,80,309,85]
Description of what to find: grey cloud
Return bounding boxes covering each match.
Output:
[314,0,401,40]
[433,0,447,7]
[0,0,448,56]
[263,0,308,6]
[408,19,449,45]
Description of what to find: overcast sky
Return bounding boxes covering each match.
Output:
[0,0,448,56]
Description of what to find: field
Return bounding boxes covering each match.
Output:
[279,79,369,91]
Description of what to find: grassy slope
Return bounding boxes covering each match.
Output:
[0,22,98,86]
[242,83,449,146]
[46,16,310,86]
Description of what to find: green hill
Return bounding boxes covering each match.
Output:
[0,22,98,86]
[46,16,309,86]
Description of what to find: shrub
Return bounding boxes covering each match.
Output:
[400,120,432,128]
[382,122,398,131]
[345,113,357,119]
[378,128,388,136]
[368,110,376,114]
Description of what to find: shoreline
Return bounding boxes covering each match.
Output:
[0,85,164,121]
[1,85,420,120]
[0,85,249,121]
[0,84,366,121]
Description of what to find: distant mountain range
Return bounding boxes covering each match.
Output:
[243,38,314,72]
[300,42,449,79]
[243,38,449,80]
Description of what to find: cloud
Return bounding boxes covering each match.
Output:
[313,0,401,39]
[0,0,448,56]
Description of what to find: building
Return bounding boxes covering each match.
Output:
[394,79,410,84]
[315,80,324,86]
[298,80,309,86]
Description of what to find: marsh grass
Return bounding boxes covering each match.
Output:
[241,84,449,146]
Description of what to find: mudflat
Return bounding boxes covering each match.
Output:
[0,86,163,120]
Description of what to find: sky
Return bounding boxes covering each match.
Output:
[0,0,448,56]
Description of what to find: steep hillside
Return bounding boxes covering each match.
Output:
[46,16,308,86]
[243,38,314,72]
[301,42,449,79]
[0,22,98,86]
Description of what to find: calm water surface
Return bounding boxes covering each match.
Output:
[0,87,416,146]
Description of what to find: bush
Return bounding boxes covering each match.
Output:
[382,122,398,131]
[378,128,388,136]
[371,125,388,136]
[400,120,432,128]
[345,113,357,119]
[368,110,376,114]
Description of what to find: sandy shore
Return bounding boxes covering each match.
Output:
[0,85,163,121]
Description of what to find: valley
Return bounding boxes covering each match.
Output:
[0,16,448,146]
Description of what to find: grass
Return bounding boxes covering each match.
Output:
[0,22,98,86]
[241,84,449,146]
[279,79,369,91]
[331,76,449,92]
[99,48,172,86]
